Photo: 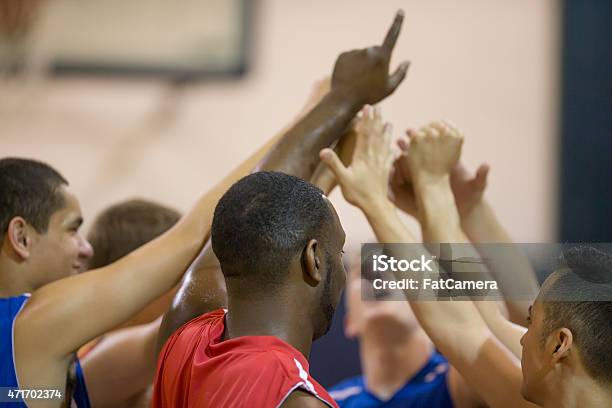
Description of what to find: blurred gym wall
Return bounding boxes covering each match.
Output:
[0,0,560,246]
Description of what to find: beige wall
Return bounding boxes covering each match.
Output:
[0,0,560,246]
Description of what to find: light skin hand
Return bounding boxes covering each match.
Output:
[407,121,464,182]
[394,123,537,326]
[391,139,489,219]
[319,105,396,212]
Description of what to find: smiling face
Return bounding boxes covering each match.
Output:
[26,186,93,287]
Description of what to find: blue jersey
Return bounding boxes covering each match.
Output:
[329,351,453,408]
[1,295,30,407]
[73,359,91,408]
[1,295,90,408]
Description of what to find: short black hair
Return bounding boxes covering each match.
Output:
[541,246,612,385]
[0,158,68,239]
[211,171,332,289]
[87,199,181,269]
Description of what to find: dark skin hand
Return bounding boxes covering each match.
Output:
[157,10,410,352]
[255,10,409,179]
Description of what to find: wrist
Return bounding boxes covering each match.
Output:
[459,199,487,229]
[413,175,462,235]
[358,197,396,219]
[329,86,366,112]
[412,172,451,191]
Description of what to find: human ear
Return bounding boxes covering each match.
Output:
[549,327,573,365]
[301,239,321,286]
[6,217,32,259]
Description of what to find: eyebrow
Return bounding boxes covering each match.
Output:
[68,216,84,228]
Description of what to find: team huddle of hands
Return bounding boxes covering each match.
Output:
[320,106,484,225]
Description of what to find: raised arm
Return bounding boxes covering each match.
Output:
[157,109,359,351]
[392,136,539,325]
[14,135,281,371]
[321,116,536,408]
[158,10,410,349]
[256,10,409,178]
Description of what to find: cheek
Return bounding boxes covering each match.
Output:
[66,235,81,253]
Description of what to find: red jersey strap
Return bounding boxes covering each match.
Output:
[275,357,337,408]
[153,308,338,408]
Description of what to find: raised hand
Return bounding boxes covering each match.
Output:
[391,134,489,218]
[450,162,489,218]
[319,105,396,210]
[331,10,410,106]
[406,121,464,180]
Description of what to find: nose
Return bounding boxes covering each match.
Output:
[520,331,526,347]
[78,234,94,259]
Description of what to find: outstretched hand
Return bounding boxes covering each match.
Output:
[331,10,410,106]
[390,122,489,218]
[319,105,396,210]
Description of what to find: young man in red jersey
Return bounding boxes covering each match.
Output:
[154,11,409,408]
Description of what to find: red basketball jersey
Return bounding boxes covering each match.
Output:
[153,309,338,408]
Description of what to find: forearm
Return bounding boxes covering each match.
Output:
[23,130,282,357]
[362,206,529,408]
[256,89,360,179]
[158,101,359,348]
[82,318,161,408]
[410,175,532,407]
[462,200,539,325]
[461,200,512,243]
[471,301,525,359]
[414,174,466,244]
[358,198,482,332]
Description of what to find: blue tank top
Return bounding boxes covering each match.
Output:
[1,295,91,408]
[329,351,454,408]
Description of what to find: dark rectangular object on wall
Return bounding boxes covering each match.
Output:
[559,0,612,241]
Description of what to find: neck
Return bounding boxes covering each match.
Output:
[360,326,432,400]
[0,255,34,297]
[544,372,612,408]
[225,287,315,358]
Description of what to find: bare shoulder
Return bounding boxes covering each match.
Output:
[281,389,331,408]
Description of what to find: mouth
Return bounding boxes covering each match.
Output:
[72,263,85,273]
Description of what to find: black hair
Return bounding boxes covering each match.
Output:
[541,246,612,385]
[211,171,333,290]
[0,158,68,239]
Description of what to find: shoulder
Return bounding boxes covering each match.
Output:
[170,308,224,337]
[159,308,225,355]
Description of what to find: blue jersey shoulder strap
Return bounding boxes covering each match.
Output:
[73,358,91,408]
[1,295,30,407]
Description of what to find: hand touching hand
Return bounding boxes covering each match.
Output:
[391,133,489,218]
[332,10,410,106]
[319,105,396,210]
[406,121,464,181]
